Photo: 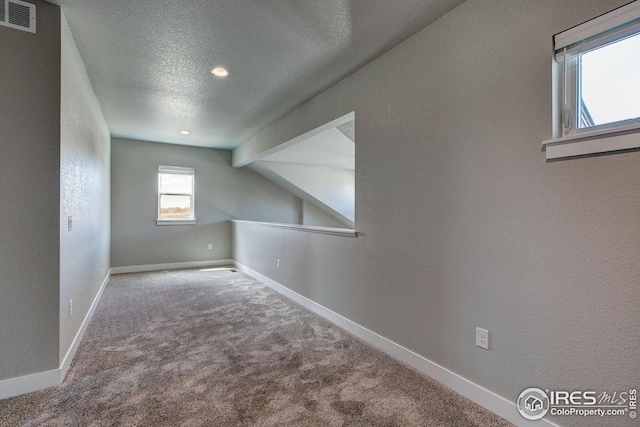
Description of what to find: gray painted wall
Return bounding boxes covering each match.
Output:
[59,14,111,362]
[232,2,639,427]
[302,200,346,228]
[0,1,61,380]
[111,138,300,267]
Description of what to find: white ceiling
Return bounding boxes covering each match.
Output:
[48,0,464,149]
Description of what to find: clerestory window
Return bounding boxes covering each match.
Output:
[543,1,640,159]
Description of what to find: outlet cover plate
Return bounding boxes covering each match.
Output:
[476,327,489,350]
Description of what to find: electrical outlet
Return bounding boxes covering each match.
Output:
[476,327,489,350]
[277,259,281,268]
[208,244,213,250]
[69,299,73,317]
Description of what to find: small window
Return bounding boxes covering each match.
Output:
[544,2,640,159]
[157,166,195,225]
[577,32,640,132]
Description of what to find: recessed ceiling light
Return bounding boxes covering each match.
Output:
[180,130,189,135]
[211,67,229,77]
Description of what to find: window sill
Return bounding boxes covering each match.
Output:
[231,220,357,237]
[542,124,640,160]
[156,219,196,226]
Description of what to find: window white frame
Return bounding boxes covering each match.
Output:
[543,1,640,160]
[157,165,195,225]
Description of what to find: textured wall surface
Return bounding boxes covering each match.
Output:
[59,14,111,362]
[232,2,640,427]
[111,139,300,267]
[0,1,61,380]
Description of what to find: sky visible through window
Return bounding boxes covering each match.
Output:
[160,174,192,194]
[580,32,640,127]
[160,174,193,210]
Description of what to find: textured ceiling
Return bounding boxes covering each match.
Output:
[48,0,464,149]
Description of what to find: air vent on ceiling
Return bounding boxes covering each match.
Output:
[0,0,35,34]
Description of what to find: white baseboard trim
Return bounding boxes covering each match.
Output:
[0,270,112,401]
[1,259,559,426]
[0,369,61,401]
[60,269,111,380]
[233,261,559,427]
[110,259,235,275]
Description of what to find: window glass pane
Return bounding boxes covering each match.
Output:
[159,195,192,219]
[160,173,193,194]
[579,32,640,128]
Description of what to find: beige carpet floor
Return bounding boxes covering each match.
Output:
[0,267,514,426]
